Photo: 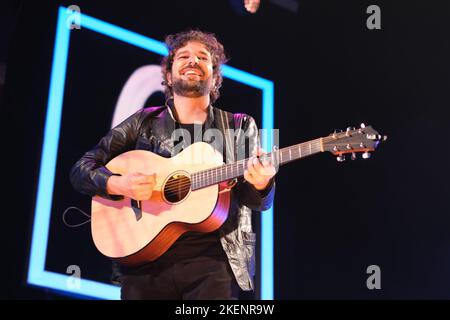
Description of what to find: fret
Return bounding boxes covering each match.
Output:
[203,170,206,188]
[216,167,219,183]
[209,168,212,185]
[203,170,207,187]
[217,166,220,184]
[289,148,292,160]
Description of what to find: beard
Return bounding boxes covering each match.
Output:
[172,76,212,98]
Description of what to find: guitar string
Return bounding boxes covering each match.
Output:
[160,138,352,193]
[161,133,360,191]
[160,141,325,195]
[155,136,367,195]
[160,142,321,192]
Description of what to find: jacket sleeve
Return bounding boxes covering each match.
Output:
[234,115,276,212]
[69,109,144,200]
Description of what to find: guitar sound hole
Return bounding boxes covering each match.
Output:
[163,172,191,203]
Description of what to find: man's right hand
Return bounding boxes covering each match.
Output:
[106,172,156,200]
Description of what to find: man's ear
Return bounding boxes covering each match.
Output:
[166,72,172,86]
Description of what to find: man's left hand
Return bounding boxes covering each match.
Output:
[244,148,277,191]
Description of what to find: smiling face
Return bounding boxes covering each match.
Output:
[167,41,215,99]
[161,30,228,103]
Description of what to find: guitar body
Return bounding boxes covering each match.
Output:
[91,142,230,266]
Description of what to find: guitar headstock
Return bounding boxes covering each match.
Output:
[322,123,387,161]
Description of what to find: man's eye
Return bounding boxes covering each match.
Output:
[199,57,208,61]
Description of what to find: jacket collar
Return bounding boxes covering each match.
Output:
[165,98,215,130]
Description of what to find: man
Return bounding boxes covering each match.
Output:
[70,30,276,300]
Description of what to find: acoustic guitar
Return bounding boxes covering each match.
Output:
[91,124,386,266]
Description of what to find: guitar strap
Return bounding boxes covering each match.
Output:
[215,108,236,164]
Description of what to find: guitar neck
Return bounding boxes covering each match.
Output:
[191,138,323,190]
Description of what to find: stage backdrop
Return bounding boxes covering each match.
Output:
[27,6,273,299]
[3,0,450,300]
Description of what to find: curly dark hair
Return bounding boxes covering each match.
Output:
[161,30,228,104]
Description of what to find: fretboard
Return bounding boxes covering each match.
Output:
[191,138,323,190]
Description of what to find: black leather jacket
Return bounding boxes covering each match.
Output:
[70,104,275,291]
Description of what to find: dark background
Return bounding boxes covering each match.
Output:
[2,0,450,299]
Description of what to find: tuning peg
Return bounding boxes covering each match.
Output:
[346,127,353,136]
[351,152,356,160]
[362,152,371,159]
[336,155,346,162]
[360,123,366,128]
[332,130,337,139]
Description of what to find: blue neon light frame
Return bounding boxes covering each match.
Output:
[27,6,274,300]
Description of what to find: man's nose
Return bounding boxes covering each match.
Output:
[187,55,199,65]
